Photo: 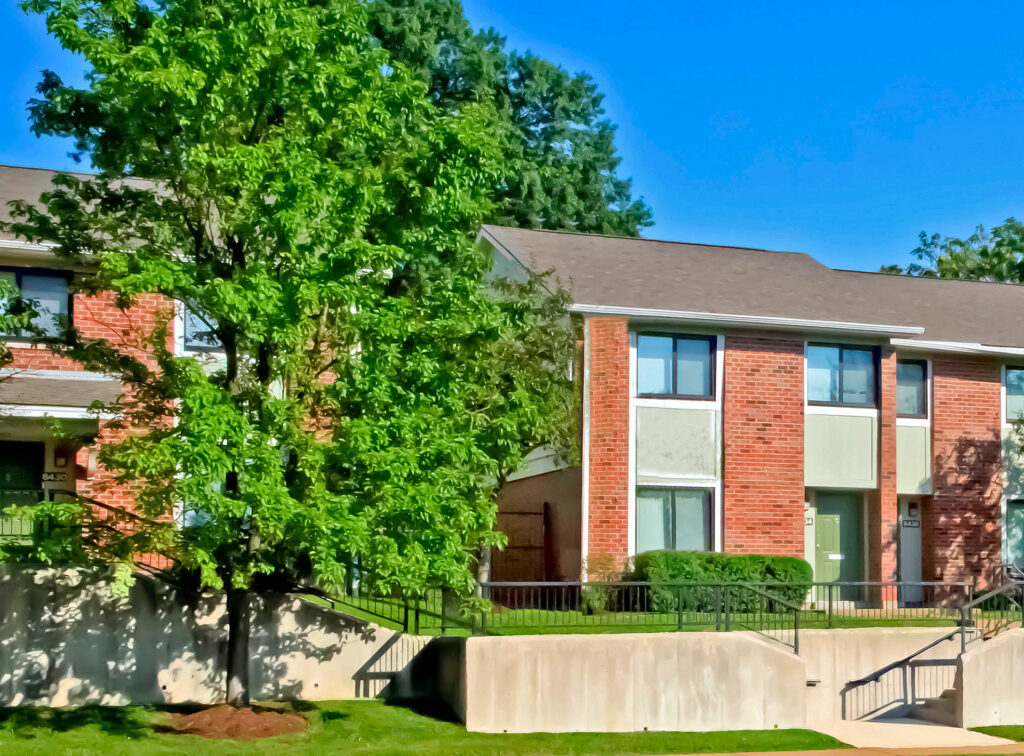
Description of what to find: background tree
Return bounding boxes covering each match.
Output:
[369,0,653,236]
[9,0,574,707]
[884,218,1024,282]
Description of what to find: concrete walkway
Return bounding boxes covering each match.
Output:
[808,717,1015,750]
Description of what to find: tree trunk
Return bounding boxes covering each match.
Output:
[225,587,250,707]
[475,546,492,598]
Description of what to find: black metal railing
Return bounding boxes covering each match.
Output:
[840,626,981,720]
[321,579,979,645]
[0,488,53,541]
[958,578,1024,639]
[798,581,972,628]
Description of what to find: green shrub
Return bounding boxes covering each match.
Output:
[580,585,609,615]
[631,551,813,613]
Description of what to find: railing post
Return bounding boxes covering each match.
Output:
[676,584,683,631]
[715,585,722,632]
[724,585,731,632]
[793,606,800,655]
[828,583,834,629]
[415,602,421,635]
[402,599,409,633]
[441,588,448,636]
[479,583,488,635]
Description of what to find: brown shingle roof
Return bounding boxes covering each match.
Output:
[0,374,122,408]
[482,225,1024,349]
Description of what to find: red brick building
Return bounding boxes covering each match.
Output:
[481,225,1024,590]
[2,165,1023,595]
[0,166,217,541]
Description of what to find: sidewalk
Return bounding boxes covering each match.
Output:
[699,718,1024,756]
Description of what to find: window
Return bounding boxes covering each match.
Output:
[807,344,877,407]
[636,334,714,399]
[0,268,71,338]
[182,307,222,351]
[1007,368,1024,422]
[897,360,928,418]
[635,488,713,553]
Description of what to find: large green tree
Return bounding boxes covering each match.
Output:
[9,0,574,706]
[883,218,1024,282]
[369,0,653,236]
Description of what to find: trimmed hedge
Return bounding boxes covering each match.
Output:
[631,550,813,613]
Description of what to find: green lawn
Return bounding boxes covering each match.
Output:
[971,725,1024,741]
[0,700,850,755]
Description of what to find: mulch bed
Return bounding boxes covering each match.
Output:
[164,704,308,740]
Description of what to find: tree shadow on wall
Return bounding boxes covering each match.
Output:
[0,564,227,708]
[928,435,1004,586]
[0,565,429,708]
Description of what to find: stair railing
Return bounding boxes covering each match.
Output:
[840,626,981,720]
[958,578,1024,639]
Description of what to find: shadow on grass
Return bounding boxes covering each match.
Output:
[384,697,461,724]
[0,705,152,739]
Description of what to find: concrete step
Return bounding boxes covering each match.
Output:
[905,688,959,727]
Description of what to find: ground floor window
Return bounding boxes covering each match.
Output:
[635,487,713,553]
[1007,500,1024,569]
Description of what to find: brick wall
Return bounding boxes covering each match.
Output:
[927,356,1003,586]
[869,347,899,585]
[722,331,804,556]
[585,317,630,566]
[7,289,171,372]
[7,283,173,525]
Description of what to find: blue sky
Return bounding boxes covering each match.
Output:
[5,2,1024,271]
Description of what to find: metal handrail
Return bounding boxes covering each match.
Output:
[958,578,1022,613]
[847,627,976,687]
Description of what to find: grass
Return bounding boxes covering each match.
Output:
[0,700,851,755]
[971,725,1024,741]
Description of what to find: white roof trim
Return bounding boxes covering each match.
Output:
[568,303,925,337]
[0,369,117,382]
[0,404,111,420]
[0,239,56,252]
[890,338,1024,358]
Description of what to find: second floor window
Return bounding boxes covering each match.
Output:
[1007,367,1024,423]
[0,268,70,338]
[807,344,877,407]
[636,333,715,399]
[897,360,928,418]
[183,307,222,351]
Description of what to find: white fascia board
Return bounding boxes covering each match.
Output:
[890,338,1024,358]
[0,368,116,382]
[0,404,112,420]
[569,303,925,338]
[0,239,55,252]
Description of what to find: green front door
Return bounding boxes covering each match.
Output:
[1007,501,1024,569]
[0,441,45,543]
[814,491,864,599]
[815,513,842,583]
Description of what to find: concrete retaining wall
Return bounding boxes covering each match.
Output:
[960,628,1024,728]
[0,566,422,706]
[453,632,806,733]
